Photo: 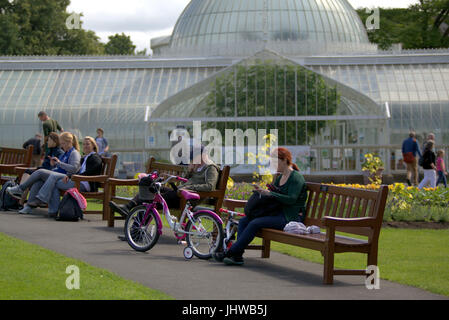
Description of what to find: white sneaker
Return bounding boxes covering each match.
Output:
[6,185,23,199]
[18,205,33,214]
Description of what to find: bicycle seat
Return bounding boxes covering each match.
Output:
[180,190,200,201]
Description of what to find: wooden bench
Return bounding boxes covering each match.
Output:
[0,146,34,185]
[106,157,230,227]
[15,154,118,220]
[223,182,389,285]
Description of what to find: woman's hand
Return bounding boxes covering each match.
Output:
[62,176,70,183]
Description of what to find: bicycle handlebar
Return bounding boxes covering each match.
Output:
[159,175,188,185]
[219,208,246,217]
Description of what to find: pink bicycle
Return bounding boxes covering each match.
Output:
[124,172,224,260]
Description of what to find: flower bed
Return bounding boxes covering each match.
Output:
[225,181,449,223]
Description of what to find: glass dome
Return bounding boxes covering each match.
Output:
[165,0,374,57]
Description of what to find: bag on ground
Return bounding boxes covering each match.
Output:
[0,180,22,211]
[56,188,86,221]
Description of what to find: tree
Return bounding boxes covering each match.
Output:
[205,61,339,146]
[357,2,449,50]
[0,0,104,55]
[104,33,136,55]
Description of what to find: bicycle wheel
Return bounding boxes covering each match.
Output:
[185,212,224,259]
[125,205,160,252]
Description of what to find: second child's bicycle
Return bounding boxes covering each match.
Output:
[124,172,224,260]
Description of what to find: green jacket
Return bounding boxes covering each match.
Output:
[270,170,308,222]
[181,164,220,192]
[43,118,62,137]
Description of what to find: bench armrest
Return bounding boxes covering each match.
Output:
[0,164,27,170]
[108,178,139,186]
[322,216,377,228]
[15,166,38,173]
[71,175,109,183]
[223,199,247,209]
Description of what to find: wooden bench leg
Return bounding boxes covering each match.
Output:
[323,228,336,285]
[262,238,271,258]
[323,248,335,285]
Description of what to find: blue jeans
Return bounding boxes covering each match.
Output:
[20,169,54,191]
[35,171,68,204]
[437,171,447,188]
[229,213,289,257]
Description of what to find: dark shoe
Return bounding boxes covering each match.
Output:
[406,179,412,186]
[27,199,47,208]
[117,235,127,241]
[213,250,230,262]
[109,201,129,218]
[223,255,244,266]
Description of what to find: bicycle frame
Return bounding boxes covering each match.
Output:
[219,208,245,250]
[139,177,224,240]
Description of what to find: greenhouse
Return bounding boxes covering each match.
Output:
[0,0,448,176]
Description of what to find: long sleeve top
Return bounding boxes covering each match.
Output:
[402,137,422,158]
[270,170,308,223]
[181,164,220,192]
[55,149,81,175]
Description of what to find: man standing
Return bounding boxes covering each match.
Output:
[23,134,42,167]
[38,111,63,153]
[402,131,422,186]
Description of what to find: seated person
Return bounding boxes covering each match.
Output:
[110,146,219,217]
[24,132,64,174]
[7,132,81,210]
[214,147,308,266]
[9,136,102,217]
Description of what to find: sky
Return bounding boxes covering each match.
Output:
[67,0,419,53]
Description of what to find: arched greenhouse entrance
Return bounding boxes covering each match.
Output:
[147,51,389,175]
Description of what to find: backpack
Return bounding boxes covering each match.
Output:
[244,191,283,220]
[56,189,85,221]
[0,180,22,211]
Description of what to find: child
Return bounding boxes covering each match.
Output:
[436,150,447,188]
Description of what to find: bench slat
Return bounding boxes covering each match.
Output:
[360,198,369,218]
[338,195,347,218]
[351,197,361,218]
[345,196,354,218]
[331,194,341,217]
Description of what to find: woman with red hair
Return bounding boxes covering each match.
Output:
[215,147,308,265]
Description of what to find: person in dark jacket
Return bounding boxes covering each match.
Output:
[402,131,422,186]
[418,140,437,190]
[214,147,307,266]
[23,134,43,167]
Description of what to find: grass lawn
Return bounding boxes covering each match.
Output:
[0,232,173,300]
[251,228,449,297]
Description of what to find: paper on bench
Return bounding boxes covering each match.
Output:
[283,222,321,235]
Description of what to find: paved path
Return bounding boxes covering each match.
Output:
[0,209,446,300]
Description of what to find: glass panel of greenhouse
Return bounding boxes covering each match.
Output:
[147,51,388,174]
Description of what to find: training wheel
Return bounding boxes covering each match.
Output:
[183,246,194,260]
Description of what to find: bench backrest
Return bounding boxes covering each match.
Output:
[147,157,187,179]
[0,146,33,166]
[304,182,389,237]
[101,154,118,180]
